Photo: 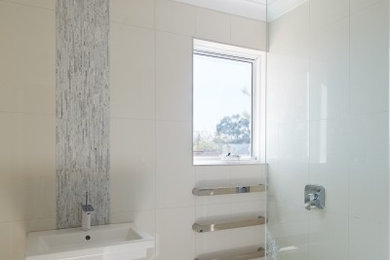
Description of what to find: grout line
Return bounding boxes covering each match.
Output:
[153,1,158,259]
[347,0,351,259]
[306,1,311,260]
[110,19,155,32]
[0,0,54,11]
[0,110,55,116]
[110,116,155,121]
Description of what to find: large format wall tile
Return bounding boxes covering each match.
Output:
[110,118,156,212]
[155,207,196,260]
[0,0,55,10]
[195,8,230,43]
[230,16,267,50]
[0,2,55,114]
[110,23,155,120]
[110,0,154,29]
[155,0,197,36]
[155,31,192,121]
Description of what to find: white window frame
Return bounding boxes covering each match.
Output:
[192,39,266,166]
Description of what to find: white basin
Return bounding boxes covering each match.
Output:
[25,223,154,260]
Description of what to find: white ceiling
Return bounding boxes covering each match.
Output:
[267,0,307,21]
[171,0,267,21]
[170,0,307,22]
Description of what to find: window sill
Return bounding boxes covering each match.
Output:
[193,159,266,166]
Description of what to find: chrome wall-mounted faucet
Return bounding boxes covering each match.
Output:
[81,192,94,231]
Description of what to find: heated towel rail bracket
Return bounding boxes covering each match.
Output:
[194,246,265,260]
[193,215,265,233]
[192,184,265,196]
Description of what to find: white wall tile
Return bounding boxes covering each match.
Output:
[21,114,55,176]
[156,207,195,260]
[195,8,230,43]
[350,1,388,116]
[349,116,389,222]
[230,16,267,50]
[156,170,195,208]
[266,52,310,124]
[195,229,234,255]
[195,166,231,183]
[155,121,195,208]
[23,174,56,221]
[0,113,55,223]
[111,118,155,212]
[348,114,388,177]
[0,172,24,223]
[267,2,310,56]
[0,2,54,87]
[111,167,156,212]
[350,0,386,13]
[0,0,55,10]
[110,0,154,29]
[195,203,231,219]
[0,223,13,259]
[310,0,349,25]
[10,221,27,260]
[309,120,350,216]
[309,21,349,121]
[155,0,197,36]
[0,2,54,113]
[25,218,56,233]
[230,164,266,183]
[0,113,23,175]
[110,24,155,119]
[0,84,54,114]
[349,217,388,260]
[230,225,265,248]
[349,170,388,222]
[155,32,192,121]
[156,120,192,171]
[308,214,348,260]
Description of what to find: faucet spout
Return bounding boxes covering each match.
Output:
[81,192,94,231]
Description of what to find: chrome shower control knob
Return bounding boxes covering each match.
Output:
[304,185,325,211]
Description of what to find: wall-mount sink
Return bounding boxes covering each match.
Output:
[25,223,154,260]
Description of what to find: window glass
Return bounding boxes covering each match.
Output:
[193,53,253,160]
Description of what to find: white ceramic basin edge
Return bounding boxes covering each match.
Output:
[25,223,154,260]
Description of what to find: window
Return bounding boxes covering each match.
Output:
[193,39,265,165]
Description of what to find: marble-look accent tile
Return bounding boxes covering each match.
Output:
[56,0,110,228]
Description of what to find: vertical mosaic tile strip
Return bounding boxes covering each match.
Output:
[56,0,110,228]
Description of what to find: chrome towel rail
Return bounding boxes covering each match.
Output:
[194,246,265,260]
[192,214,265,233]
[192,184,265,196]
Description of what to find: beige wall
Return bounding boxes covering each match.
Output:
[0,0,56,259]
[0,0,267,259]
